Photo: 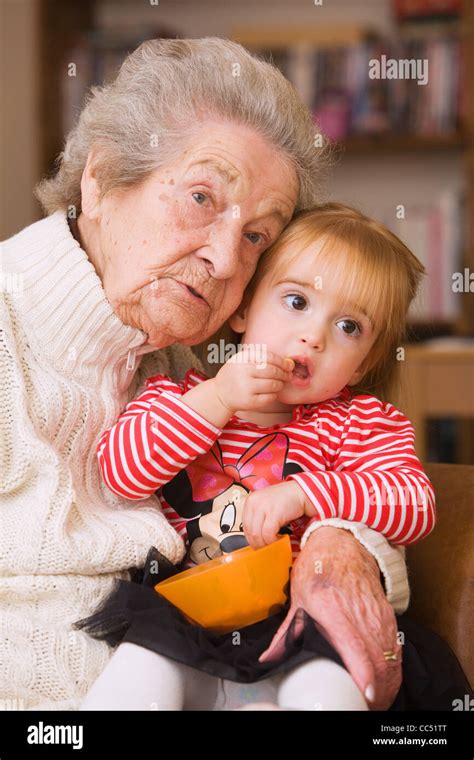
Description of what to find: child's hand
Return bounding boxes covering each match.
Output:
[213,347,294,415]
[242,481,307,549]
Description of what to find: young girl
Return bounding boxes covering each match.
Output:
[78,203,470,711]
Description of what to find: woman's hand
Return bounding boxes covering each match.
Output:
[259,526,403,711]
[212,348,294,415]
[242,481,307,547]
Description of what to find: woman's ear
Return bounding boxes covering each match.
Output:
[228,301,249,334]
[80,148,103,220]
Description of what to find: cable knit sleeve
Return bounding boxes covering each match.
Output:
[0,303,30,506]
[97,371,222,501]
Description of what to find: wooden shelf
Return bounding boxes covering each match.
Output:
[232,24,369,48]
[338,132,467,154]
[406,322,459,343]
[401,344,474,461]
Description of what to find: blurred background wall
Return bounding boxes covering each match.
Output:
[1,0,41,235]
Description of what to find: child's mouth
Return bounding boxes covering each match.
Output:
[292,361,309,380]
[288,356,313,387]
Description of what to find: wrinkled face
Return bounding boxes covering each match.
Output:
[79,120,298,347]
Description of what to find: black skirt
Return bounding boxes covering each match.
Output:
[75,548,472,710]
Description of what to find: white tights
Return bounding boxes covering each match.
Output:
[80,642,369,711]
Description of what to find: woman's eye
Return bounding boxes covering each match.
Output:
[245,232,263,246]
[337,319,361,336]
[192,191,209,205]
[284,294,308,311]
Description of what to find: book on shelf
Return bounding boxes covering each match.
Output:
[386,194,464,323]
[60,25,464,144]
[61,26,179,136]
[239,30,463,142]
[393,0,462,21]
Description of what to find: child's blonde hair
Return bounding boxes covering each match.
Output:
[244,202,425,403]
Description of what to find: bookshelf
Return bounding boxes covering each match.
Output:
[342,132,467,153]
[38,0,95,189]
[35,0,473,462]
[233,10,474,340]
[37,0,474,341]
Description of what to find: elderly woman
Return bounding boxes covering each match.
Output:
[1,38,408,711]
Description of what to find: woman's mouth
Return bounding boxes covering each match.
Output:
[186,285,204,300]
[176,280,209,307]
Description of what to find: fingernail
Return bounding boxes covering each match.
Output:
[365,685,375,702]
[285,357,295,370]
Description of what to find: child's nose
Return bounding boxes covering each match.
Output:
[301,328,325,350]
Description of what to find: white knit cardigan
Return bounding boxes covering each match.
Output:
[0,212,409,710]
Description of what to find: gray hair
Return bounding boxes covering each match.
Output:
[35,37,332,215]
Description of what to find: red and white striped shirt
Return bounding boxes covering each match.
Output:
[97,368,435,561]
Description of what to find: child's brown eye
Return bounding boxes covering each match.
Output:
[337,319,361,336]
[284,294,307,311]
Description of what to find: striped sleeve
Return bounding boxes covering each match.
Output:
[97,373,222,501]
[286,396,436,545]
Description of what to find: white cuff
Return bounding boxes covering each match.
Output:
[300,518,410,614]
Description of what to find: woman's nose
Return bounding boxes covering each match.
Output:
[196,223,242,279]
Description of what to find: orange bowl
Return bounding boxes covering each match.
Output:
[155,535,293,634]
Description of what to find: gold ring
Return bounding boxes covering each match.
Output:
[383,650,398,661]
